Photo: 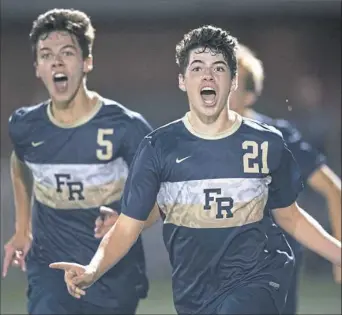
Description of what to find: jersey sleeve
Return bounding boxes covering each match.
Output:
[8,110,26,162]
[281,124,326,181]
[268,139,304,209]
[121,137,161,221]
[121,115,153,166]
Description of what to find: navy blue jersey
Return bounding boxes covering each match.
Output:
[121,111,303,314]
[250,111,326,182]
[250,111,326,253]
[8,95,152,307]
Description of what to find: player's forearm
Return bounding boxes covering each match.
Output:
[88,214,144,281]
[309,165,341,240]
[10,152,32,234]
[143,203,161,229]
[278,207,341,266]
[322,176,341,241]
[327,189,341,241]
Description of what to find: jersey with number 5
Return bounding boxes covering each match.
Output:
[121,111,303,314]
[8,95,152,307]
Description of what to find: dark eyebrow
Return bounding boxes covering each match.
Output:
[38,44,77,52]
[61,44,77,51]
[189,60,228,66]
[189,60,205,66]
[38,47,52,52]
[213,61,228,66]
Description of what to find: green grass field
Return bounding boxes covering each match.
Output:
[1,272,341,314]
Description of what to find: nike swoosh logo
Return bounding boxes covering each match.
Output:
[31,141,44,147]
[176,156,191,163]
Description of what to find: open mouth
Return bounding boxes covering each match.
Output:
[200,87,217,105]
[53,73,68,92]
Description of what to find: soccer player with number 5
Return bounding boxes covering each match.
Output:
[2,8,153,315]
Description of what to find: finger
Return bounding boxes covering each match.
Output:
[67,284,83,299]
[95,216,103,228]
[66,270,79,282]
[2,248,15,277]
[94,227,110,239]
[67,285,78,298]
[72,275,91,289]
[69,281,86,297]
[19,258,27,272]
[74,286,86,296]
[103,215,118,226]
[100,206,117,216]
[14,251,26,272]
[49,262,78,270]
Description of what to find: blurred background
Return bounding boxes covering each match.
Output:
[1,0,341,314]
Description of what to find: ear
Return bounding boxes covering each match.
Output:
[231,76,238,91]
[178,73,186,92]
[244,91,257,107]
[34,62,40,79]
[84,55,93,74]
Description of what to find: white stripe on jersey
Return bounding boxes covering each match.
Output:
[26,157,129,187]
[157,177,271,228]
[157,177,271,205]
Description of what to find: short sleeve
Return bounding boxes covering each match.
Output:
[8,111,25,161]
[121,115,153,166]
[268,140,304,209]
[121,137,161,221]
[283,125,326,181]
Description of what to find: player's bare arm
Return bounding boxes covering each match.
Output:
[94,203,160,238]
[50,204,159,295]
[308,164,341,281]
[273,202,341,267]
[50,213,145,297]
[308,165,341,241]
[11,152,32,234]
[2,152,32,277]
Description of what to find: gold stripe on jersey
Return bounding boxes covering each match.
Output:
[33,178,125,209]
[156,177,271,228]
[159,191,267,228]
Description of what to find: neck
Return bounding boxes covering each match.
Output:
[188,106,236,136]
[242,108,257,118]
[51,83,97,125]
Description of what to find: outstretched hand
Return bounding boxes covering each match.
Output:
[49,262,96,299]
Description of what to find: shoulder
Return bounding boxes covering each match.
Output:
[241,116,284,141]
[143,118,184,147]
[8,101,48,141]
[271,118,302,143]
[250,111,301,143]
[100,97,152,129]
[9,102,47,124]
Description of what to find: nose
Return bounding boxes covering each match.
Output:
[52,54,64,67]
[202,68,214,81]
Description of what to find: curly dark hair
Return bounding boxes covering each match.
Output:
[175,25,238,77]
[29,8,95,60]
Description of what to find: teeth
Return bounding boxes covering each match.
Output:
[201,87,215,92]
[54,73,67,79]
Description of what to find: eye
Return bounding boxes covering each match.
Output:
[192,66,201,72]
[215,66,226,72]
[62,50,74,57]
[41,53,52,60]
